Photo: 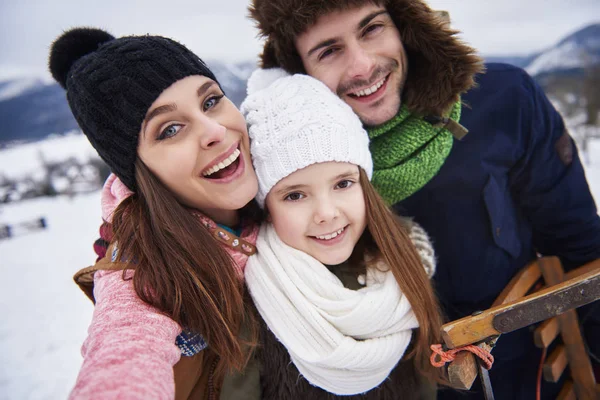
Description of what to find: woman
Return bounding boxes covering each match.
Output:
[49,27,261,399]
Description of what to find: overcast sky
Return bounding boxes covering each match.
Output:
[0,0,598,79]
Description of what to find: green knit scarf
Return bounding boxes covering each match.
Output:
[367,101,461,205]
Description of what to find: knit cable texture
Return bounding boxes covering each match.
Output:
[241,69,373,207]
[367,101,461,204]
[245,223,424,395]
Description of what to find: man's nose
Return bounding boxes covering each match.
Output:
[346,44,374,79]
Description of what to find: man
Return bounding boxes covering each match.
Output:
[249,0,600,398]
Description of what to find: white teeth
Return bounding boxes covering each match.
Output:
[352,78,385,97]
[203,148,241,176]
[315,227,345,240]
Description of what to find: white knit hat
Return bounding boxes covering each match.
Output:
[241,68,373,208]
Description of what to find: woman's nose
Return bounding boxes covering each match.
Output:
[198,117,226,149]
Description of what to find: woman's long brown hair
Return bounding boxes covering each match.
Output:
[110,159,258,378]
[358,168,446,384]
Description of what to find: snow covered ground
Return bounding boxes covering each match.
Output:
[0,133,98,180]
[0,193,100,400]
[1,138,599,399]
[587,143,600,200]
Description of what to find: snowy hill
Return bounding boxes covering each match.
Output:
[0,60,257,146]
[483,54,539,69]
[482,23,600,77]
[526,23,600,77]
[0,77,81,145]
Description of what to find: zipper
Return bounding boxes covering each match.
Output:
[207,356,219,400]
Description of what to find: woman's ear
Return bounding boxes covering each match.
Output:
[266,213,272,222]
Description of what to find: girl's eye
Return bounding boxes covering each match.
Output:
[284,192,305,202]
[336,180,354,189]
[157,124,182,140]
[203,94,224,111]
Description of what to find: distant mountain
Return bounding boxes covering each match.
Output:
[483,54,539,69]
[526,23,600,77]
[207,59,257,106]
[0,60,257,146]
[484,23,600,77]
[0,78,80,145]
[2,23,599,145]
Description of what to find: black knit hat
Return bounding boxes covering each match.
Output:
[49,27,219,191]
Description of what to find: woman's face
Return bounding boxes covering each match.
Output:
[137,75,258,225]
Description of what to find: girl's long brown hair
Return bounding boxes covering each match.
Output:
[357,168,446,384]
[111,159,258,378]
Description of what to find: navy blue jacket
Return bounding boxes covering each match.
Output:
[394,63,600,398]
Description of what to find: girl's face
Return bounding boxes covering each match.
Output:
[265,162,367,265]
[137,75,258,225]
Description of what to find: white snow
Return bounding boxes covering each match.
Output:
[0,78,40,102]
[0,132,97,180]
[583,141,600,200]
[0,128,599,400]
[0,193,100,400]
[526,39,600,76]
[0,75,56,102]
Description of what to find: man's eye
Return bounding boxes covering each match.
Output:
[319,48,337,61]
[284,192,304,201]
[158,124,182,140]
[364,24,383,36]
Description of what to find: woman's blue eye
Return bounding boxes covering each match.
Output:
[158,124,182,140]
[284,192,304,201]
[203,94,224,111]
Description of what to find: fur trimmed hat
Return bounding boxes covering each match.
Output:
[48,27,219,191]
[241,68,373,208]
[249,0,484,117]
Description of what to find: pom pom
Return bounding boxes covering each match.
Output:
[246,67,290,96]
[49,27,114,89]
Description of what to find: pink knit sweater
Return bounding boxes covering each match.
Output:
[70,175,258,399]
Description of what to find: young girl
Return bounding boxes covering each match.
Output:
[241,69,445,398]
[49,28,262,399]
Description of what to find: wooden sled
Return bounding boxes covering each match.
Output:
[441,257,600,399]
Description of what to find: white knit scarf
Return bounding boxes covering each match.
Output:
[245,223,421,395]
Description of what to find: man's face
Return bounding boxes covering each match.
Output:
[295,4,407,127]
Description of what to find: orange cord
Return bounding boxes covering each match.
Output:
[536,347,547,400]
[430,343,494,370]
